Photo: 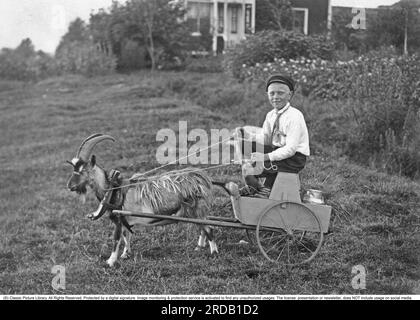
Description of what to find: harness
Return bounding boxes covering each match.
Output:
[100,169,134,234]
[238,128,279,172]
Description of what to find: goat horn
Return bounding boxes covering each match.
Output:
[76,133,103,157]
[77,134,116,162]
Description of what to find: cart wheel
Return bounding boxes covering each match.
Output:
[256,201,323,266]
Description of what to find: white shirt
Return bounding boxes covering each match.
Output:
[259,103,310,162]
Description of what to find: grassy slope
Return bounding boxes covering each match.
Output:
[0,72,418,295]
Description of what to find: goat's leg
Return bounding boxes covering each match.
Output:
[203,226,218,255]
[195,228,208,251]
[107,217,122,267]
[121,227,132,260]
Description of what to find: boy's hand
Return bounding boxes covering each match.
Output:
[250,152,267,163]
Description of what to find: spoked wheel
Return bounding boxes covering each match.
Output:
[256,201,323,266]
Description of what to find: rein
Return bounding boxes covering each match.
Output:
[103,135,243,192]
[103,161,242,192]
[100,133,268,192]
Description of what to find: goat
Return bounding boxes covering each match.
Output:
[66,134,228,267]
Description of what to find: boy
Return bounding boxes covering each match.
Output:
[239,74,310,195]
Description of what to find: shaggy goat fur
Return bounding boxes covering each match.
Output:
[132,169,213,219]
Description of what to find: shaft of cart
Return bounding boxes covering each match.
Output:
[113,210,281,233]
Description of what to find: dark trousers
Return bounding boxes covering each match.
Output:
[242,141,307,189]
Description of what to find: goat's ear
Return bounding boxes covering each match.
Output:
[90,155,96,167]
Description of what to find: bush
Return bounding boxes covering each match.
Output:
[240,48,420,101]
[336,54,420,178]
[223,30,335,79]
[119,40,149,71]
[55,41,117,77]
[0,49,58,81]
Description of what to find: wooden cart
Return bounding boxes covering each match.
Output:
[115,171,331,266]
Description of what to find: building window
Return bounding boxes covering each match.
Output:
[231,5,238,34]
[187,2,211,36]
[218,3,224,33]
[245,4,252,34]
[292,8,309,35]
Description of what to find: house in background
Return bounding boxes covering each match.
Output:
[184,0,332,54]
[185,0,256,54]
[289,0,331,35]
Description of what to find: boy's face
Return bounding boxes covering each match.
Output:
[267,83,292,110]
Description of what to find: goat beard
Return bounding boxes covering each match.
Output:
[76,187,88,204]
[79,193,87,204]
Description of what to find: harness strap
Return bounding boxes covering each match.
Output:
[109,169,122,187]
[105,169,134,234]
[120,216,134,234]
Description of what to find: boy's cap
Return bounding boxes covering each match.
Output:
[266,74,295,92]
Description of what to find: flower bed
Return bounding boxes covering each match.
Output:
[240,53,420,102]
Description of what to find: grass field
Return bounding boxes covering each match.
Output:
[0,72,419,295]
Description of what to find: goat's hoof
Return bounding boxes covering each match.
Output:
[106,259,116,267]
[86,213,96,221]
[194,246,203,252]
[121,253,131,260]
[209,242,219,255]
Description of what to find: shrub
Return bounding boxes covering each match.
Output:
[241,49,420,102]
[342,55,420,178]
[55,41,117,77]
[0,48,58,81]
[119,40,149,70]
[223,30,335,79]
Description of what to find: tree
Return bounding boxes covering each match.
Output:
[14,38,36,59]
[331,9,356,50]
[89,8,113,55]
[0,38,57,80]
[256,0,292,32]
[56,18,90,56]
[125,0,188,70]
[55,16,116,76]
[89,0,188,70]
[367,0,420,53]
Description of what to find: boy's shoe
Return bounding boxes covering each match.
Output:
[239,186,271,198]
[253,187,271,198]
[239,185,257,196]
